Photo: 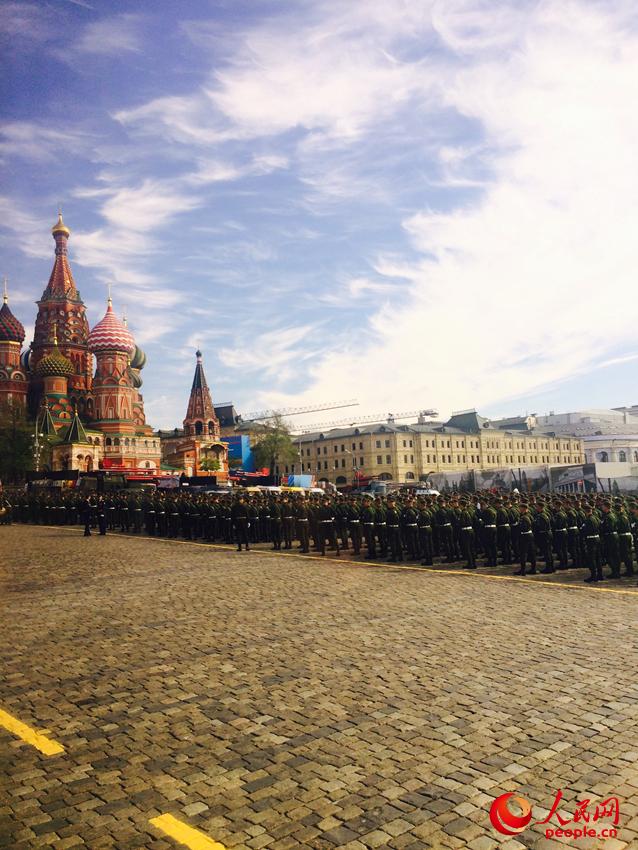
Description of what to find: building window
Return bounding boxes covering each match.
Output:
[317,448,321,455]
[352,443,356,450]
[359,442,363,450]
[359,457,364,466]
[376,440,381,448]
[341,458,346,468]
[323,446,327,454]
[410,454,414,462]
[409,440,413,448]
[619,451,627,462]
[403,440,407,447]
[377,455,382,464]
[386,455,391,464]
[404,455,408,463]
[385,439,390,448]
[324,460,329,469]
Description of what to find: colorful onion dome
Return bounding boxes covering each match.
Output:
[0,299,25,344]
[88,299,135,355]
[35,334,74,378]
[130,344,146,370]
[130,368,143,389]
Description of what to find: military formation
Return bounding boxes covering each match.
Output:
[3,487,638,583]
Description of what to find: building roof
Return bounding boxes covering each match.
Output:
[0,285,25,344]
[445,409,493,432]
[61,409,89,444]
[88,299,135,354]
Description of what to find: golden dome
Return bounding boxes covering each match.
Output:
[52,211,70,237]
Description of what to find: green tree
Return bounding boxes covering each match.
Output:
[251,413,298,477]
[0,400,35,484]
[200,456,221,472]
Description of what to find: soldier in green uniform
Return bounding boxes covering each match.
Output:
[616,501,634,576]
[496,498,512,565]
[418,500,434,566]
[270,496,282,550]
[295,495,311,554]
[600,501,620,578]
[481,501,497,567]
[583,504,602,583]
[400,498,419,560]
[281,496,295,550]
[534,502,554,573]
[374,496,387,559]
[514,503,536,576]
[458,499,476,569]
[347,497,362,556]
[361,496,376,558]
[552,499,568,569]
[385,495,403,563]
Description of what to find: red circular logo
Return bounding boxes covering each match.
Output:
[490,792,533,835]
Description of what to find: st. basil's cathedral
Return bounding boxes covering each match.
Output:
[0,213,162,473]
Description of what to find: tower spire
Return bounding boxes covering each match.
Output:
[42,210,78,299]
[183,349,219,437]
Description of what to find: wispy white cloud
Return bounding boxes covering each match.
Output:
[0,122,94,162]
[73,13,143,55]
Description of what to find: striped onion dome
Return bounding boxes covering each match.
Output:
[0,301,25,344]
[88,300,135,355]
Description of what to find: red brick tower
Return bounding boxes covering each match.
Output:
[0,280,28,410]
[183,350,220,438]
[88,297,136,433]
[30,213,92,416]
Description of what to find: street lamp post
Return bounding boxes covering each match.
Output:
[344,449,359,490]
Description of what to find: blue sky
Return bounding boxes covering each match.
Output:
[2,0,638,429]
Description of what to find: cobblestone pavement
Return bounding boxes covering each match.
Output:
[1,526,638,850]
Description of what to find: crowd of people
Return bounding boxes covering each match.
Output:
[3,487,638,583]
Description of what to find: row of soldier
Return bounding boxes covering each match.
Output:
[5,488,638,582]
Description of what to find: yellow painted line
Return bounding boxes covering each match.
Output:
[0,707,64,755]
[150,814,227,850]
[41,525,638,596]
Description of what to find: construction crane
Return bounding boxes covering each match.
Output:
[243,399,359,422]
[296,408,439,433]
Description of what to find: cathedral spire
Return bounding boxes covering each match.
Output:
[183,350,219,437]
[42,210,78,300]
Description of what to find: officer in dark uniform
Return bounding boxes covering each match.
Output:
[231,495,250,551]
[81,496,93,536]
[97,497,107,535]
